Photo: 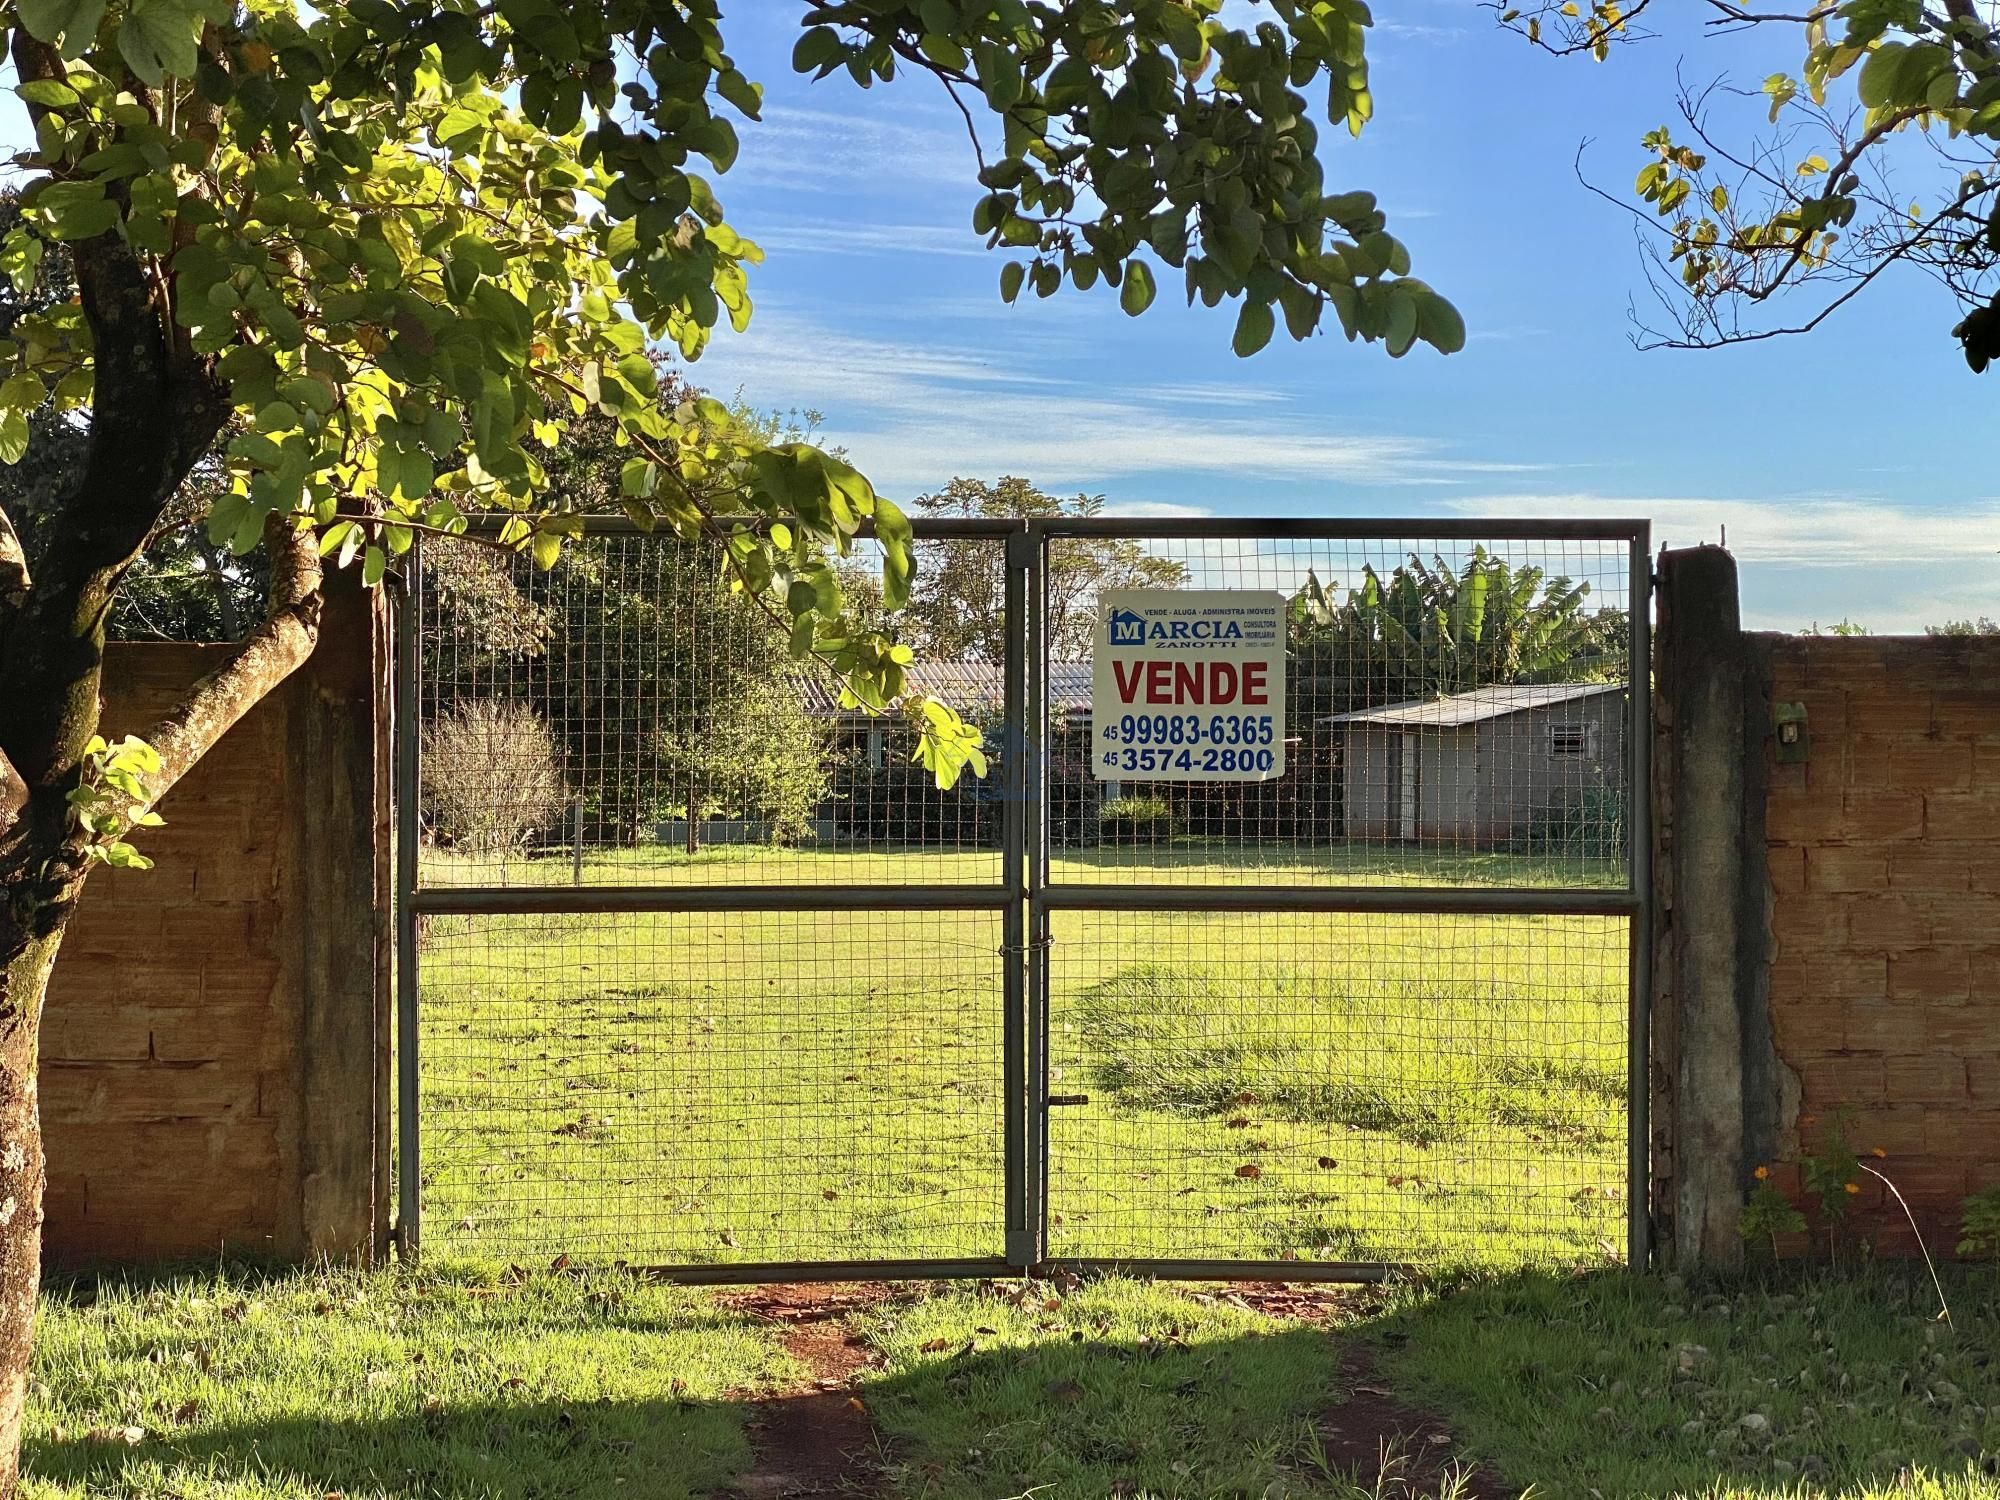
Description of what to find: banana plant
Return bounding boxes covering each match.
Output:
[1295,549,1626,703]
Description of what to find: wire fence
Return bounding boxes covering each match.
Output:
[414,531,1013,889]
[1043,910,1630,1268]
[402,519,1645,1274]
[1047,532,1634,888]
[417,908,1007,1265]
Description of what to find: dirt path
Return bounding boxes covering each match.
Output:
[1319,1345,1515,1499]
[713,1280,1510,1500]
[722,1284,893,1499]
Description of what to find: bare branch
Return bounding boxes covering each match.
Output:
[142,511,322,807]
[0,504,26,616]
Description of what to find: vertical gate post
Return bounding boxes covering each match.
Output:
[394,536,423,1260]
[1628,529,1654,1269]
[1002,525,1032,1270]
[1024,520,1050,1267]
[1654,544,1753,1271]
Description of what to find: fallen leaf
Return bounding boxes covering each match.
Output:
[1317,1157,1339,1169]
[1235,1164,1262,1179]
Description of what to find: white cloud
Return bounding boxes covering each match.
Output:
[730,104,980,192]
[696,308,1545,494]
[1441,494,2000,567]
[751,219,989,259]
[1439,493,2000,632]
[1095,500,1217,518]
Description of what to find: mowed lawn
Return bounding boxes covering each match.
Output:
[413,843,1630,1273]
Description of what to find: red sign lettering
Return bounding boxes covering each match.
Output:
[1113,658,1269,705]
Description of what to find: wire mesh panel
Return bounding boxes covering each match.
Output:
[417,908,1007,1266]
[1046,531,1633,889]
[1042,911,1630,1269]
[398,515,1647,1278]
[415,531,1010,888]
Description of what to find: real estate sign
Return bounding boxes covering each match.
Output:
[1090,589,1288,782]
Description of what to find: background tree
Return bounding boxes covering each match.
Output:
[1293,548,1628,709]
[0,192,257,640]
[901,478,1189,662]
[0,1,1458,1487]
[658,674,833,849]
[1500,0,2000,367]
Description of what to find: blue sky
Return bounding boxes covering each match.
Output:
[695,4,2000,632]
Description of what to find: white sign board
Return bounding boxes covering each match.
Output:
[1091,589,1287,782]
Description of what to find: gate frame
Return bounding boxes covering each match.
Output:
[393,515,1652,1278]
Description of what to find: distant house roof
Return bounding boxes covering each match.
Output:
[799,660,1093,717]
[1321,681,1625,729]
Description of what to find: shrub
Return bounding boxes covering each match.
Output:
[1524,780,1625,861]
[1097,795,1180,844]
[658,677,833,847]
[422,700,571,852]
[1959,1186,2000,1258]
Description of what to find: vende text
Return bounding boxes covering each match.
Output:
[1112,660,1271,705]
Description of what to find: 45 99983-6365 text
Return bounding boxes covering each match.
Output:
[1104,712,1278,749]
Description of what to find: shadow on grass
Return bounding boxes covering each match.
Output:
[22,1311,1474,1499]
[25,1265,2000,1499]
[1371,1263,2000,1499]
[26,1396,747,1500]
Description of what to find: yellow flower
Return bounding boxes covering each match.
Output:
[1754,1166,1770,1180]
[1844,1182,1860,1195]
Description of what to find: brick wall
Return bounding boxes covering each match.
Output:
[40,596,389,1265]
[1756,633,2000,1252]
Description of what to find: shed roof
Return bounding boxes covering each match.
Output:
[800,659,1092,717]
[1321,680,1625,728]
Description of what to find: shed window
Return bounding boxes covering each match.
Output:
[1549,723,1589,757]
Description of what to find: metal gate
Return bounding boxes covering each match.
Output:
[396,516,1650,1280]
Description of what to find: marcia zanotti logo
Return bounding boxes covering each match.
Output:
[1107,606,1146,646]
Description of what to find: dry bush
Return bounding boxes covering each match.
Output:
[421,700,571,852]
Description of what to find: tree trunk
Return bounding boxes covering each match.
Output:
[0,904,62,1499]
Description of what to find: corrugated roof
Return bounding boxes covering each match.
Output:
[1321,680,1625,728]
[799,660,1092,716]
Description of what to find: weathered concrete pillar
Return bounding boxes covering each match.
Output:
[1656,545,1749,1270]
[289,569,393,1263]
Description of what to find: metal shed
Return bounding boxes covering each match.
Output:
[1323,682,1628,846]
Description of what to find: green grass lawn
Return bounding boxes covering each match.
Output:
[420,838,1627,892]
[413,844,1629,1274]
[27,1264,2000,1499]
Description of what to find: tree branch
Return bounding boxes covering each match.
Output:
[142,513,322,807]
[0,503,26,617]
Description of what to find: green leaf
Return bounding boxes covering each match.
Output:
[1416,290,1466,355]
[1384,290,1418,357]
[716,67,762,120]
[1120,260,1157,316]
[0,410,28,465]
[17,79,82,107]
[792,25,845,76]
[118,0,202,85]
[1232,299,1275,357]
[1856,42,1906,109]
[1000,261,1026,303]
[17,0,108,54]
